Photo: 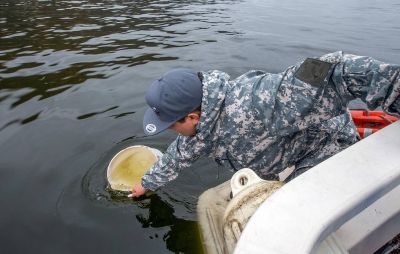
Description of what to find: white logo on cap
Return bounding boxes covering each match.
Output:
[146,124,157,134]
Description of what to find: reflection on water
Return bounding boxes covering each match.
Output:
[0,0,238,108]
[1,0,399,253]
[77,105,119,119]
[135,194,203,254]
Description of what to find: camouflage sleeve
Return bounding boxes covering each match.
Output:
[141,134,212,191]
[331,53,400,116]
[253,52,399,137]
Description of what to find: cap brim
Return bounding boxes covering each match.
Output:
[143,108,175,136]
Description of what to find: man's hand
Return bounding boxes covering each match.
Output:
[129,182,147,198]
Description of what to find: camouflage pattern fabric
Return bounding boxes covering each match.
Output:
[142,51,400,191]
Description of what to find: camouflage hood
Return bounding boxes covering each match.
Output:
[196,70,232,141]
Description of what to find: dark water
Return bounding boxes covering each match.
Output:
[0,0,399,253]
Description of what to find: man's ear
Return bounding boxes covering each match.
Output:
[187,112,200,120]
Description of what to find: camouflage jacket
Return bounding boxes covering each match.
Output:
[142,51,400,191]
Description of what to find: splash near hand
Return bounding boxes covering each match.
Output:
[128,183,147,198]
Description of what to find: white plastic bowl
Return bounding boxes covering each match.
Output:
[107,145,162,192]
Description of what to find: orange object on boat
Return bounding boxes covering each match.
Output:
[350,110,399,138]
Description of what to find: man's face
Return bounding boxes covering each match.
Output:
[169,112,200,136]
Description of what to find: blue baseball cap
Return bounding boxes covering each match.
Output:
[143,68,203,136]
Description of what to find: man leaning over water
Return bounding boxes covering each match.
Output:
[131,51,400,197]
